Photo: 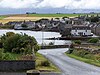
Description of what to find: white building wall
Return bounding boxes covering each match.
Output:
[71,30,91,36]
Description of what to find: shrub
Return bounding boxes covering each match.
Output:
[84,54,94,59]
[34,44,40,53]
[41,60,50,67]
[49,42,54,45]
[2,53,14,60]
[0,49,3,60]
[74,40,81,44]
[67,48,74,54]
[1,32,39,54]
[21,24,28,28]
[88,38,99,43]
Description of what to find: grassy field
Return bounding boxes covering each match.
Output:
[36,53,60,72]
[0,13,100,24]
[0,16,7,20]
[28,14,80,17]
[28,13,100,17]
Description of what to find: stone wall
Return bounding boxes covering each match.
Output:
[41,45,69,49]
[0,72,61,75]
[0,60,35,72]
[0,72,26,75]
[40,72,61,75]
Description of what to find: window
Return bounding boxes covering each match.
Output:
[84,33,85,35]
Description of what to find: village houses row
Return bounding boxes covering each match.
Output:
[0,15,100,37]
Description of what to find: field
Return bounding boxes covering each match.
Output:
[28,14,83,17]
[0,16,7,20]
[28,13,100,17]
[0,13,99,24]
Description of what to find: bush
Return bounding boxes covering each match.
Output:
[0,49,3,60]
[1,32,39,54]
[41,60,50,67]
[49,42,54,45]
[74,40,81,44]
[34,44,40,53]
[0,49,14,60]
[67,48,74,54]
[2,53,14,60]
[88,38,99,43]
[84,54,94,59]
[21,24,28,28]
[70,48,95,59]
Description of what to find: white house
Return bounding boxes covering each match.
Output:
[71,25,92,36]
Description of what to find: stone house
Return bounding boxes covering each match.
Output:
[94,24,100,36]
[71,25,92,36]
[58,22,72,36]
[14,22,23,30]
[24,21,35,29]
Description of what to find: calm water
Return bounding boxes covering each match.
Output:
[0,29,71,45]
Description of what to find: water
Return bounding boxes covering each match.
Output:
[0,29,71,45]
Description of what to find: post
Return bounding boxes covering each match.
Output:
[42,30,44,46]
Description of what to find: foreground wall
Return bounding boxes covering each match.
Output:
[0,60,35,72]
[0,72,26,75]
[0,72,61,75]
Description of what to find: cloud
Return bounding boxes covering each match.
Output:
[69,0,100,9]
[0,0,100,9]
[0,0,39,8]
[37,0,100,9]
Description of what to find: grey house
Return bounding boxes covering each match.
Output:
[58,22,72,36]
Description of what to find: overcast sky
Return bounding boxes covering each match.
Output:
[0,0,100,15]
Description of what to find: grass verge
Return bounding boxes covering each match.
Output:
[36,53,60,72]
[66,53,100,67]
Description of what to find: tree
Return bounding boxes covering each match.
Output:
[21,24,28,28]
[1,32,40,54]
[86,15,99,23]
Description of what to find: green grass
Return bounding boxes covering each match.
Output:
[66,53,100,67]
[36,53,60,72]
[7,52,22,60]
[0,16,7,19]
[0,25,13,29]
[28,13,100,17]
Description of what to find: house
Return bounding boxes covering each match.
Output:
[14,22,23,29]
[24,21,35,29]
[58,22,72,36]
[94,24,100,36]
[88,23,97,34]
[71,17,86,25]
[88,23,100,36]
[71,25,92,36]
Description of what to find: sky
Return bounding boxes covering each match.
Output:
[0,0,100,15]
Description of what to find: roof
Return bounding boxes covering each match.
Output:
[72,25,90,30]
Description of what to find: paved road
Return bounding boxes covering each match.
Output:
[38,48,100,75]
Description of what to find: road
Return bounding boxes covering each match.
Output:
[38,48,100,75]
